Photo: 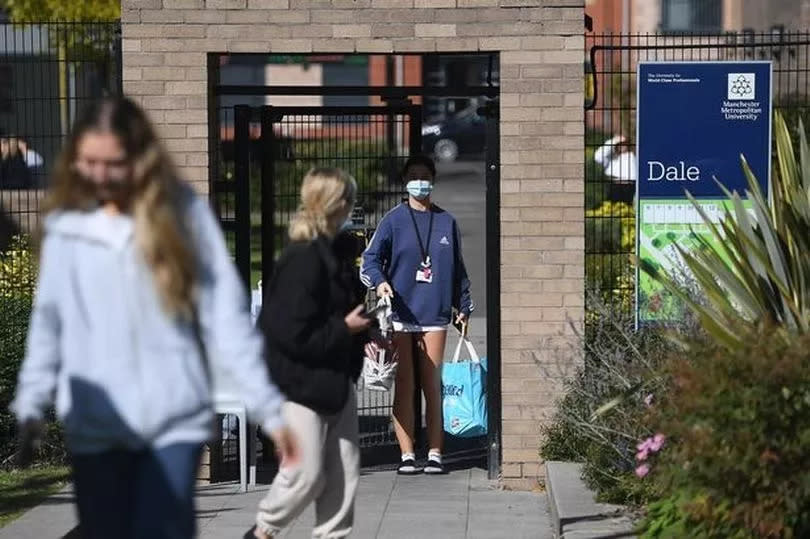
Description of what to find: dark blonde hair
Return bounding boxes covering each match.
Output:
[44,97,197,318]
[288,168,356,242]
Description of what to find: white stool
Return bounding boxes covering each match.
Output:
[212,283,262,493]
[213,395,256,493]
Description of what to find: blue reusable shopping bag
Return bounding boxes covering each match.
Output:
[442,335,487,438]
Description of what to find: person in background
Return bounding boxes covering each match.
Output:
[593,134,636,204]
[360,154,473,476]
[11,97,297,539]
[253,168,370,539]
[0,132,44,189]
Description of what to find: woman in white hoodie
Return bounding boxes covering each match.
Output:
[11,97,297,539]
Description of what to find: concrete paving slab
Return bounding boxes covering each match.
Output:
[0,468,550,538]
[468,490,552,539]
[545,461,636,539]
[0,487,77,539]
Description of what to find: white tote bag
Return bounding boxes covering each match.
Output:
[362,296,398,391]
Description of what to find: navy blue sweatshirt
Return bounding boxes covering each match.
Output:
[360,202,473,327]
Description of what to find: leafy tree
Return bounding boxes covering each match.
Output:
[2,0,120,22]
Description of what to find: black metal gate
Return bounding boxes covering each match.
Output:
[213,104,421,287]
[210,103,422,476]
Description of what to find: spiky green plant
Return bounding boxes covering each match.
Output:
[641,111,810,348]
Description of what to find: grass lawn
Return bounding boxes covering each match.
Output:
[0,466,71,528]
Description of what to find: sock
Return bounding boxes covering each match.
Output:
[401,452,416,462]
[428,451,442,463]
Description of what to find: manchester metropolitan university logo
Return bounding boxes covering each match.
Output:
[727,73,755,100]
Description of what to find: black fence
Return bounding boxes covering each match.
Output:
[0,21,121,464]
[0,21,121,244]
[584,31,810,313]
[213,104,421,290]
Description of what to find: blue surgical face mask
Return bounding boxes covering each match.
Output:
[406,179,433,200]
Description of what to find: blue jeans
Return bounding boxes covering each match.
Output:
[71,443,203,539]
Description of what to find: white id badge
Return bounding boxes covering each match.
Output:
[415,266,433,283]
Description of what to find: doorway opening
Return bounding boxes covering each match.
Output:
[207,52,501,481]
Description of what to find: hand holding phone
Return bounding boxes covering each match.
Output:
[345,304,372,334]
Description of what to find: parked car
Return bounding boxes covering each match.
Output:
[421,106,486,163]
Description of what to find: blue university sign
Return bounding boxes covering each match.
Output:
[637,61,772,198]
[635,61,772,325]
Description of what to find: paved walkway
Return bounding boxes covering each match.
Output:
[0,468,551,539]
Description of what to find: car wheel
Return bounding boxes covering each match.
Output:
[434,138,458,163]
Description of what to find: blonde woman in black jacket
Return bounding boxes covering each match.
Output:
[254,168,371,539]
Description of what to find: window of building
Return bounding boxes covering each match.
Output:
[662,0,722,33]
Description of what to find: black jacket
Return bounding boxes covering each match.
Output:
[260,232,368,414]
[0,155,33,189]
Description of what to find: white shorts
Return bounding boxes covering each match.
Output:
[392,321,447,333]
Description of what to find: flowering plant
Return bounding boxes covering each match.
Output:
[634,433,665,478]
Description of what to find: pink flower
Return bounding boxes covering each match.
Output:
[649,433,666,453]
[636,437,653,451]
[635,464,650,478]
[636,449,649,461]
[644,393,654,407]
[637,438,653,452]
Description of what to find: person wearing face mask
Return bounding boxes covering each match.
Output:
[252,168,371,539]
[10,97,298,539]
[360,154,473,476]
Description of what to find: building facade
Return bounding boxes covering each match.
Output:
[588,0,810,34]
[120,0,585,490]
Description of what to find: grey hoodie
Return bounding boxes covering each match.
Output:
[11,194,285,454]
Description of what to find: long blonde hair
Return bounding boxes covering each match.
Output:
[44,97,197,318]
[289,168,356,242]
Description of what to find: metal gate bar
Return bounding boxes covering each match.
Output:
[233,105,251,290]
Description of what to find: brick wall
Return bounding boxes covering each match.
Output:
[121,0,585,490]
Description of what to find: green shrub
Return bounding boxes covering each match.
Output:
[0,237,65,467]
[540,296,685,505]
[776,94,810,152]
[585,201,635,254]
[640,327,810,538]
[643,490,749,539]
[0,236,36,297]
[585,147,610,211]
[585,200,635,305]
[0,294,33,462]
